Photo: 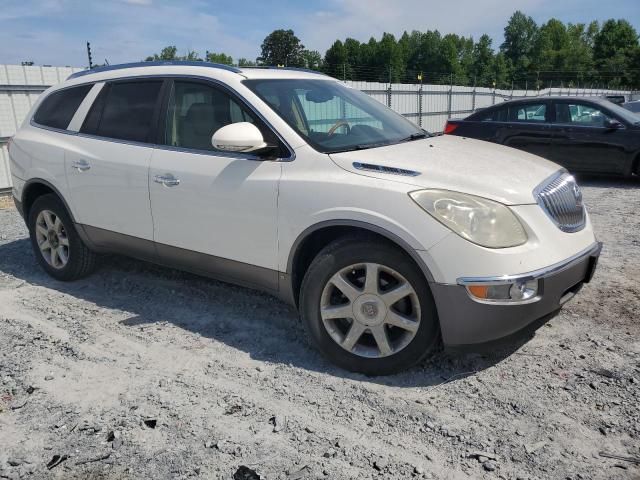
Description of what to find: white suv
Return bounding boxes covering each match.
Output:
[9,62,601,374]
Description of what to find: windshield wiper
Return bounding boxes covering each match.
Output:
[331,132,430,153]
[400,132,429,142]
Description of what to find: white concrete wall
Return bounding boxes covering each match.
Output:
[0,64,84,191]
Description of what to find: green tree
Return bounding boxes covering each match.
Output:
[532,19,569,72]
[145,45,178,61]
[593,19,639,85]
[324,40,347,77]
[376,33,404,82]
[501,11,538,74]
[472,34,495,86]
[206,52,234,65]
[258,29,306,67]
[302,50,322,70]
[492,53,511,89]
[237,58,257,67]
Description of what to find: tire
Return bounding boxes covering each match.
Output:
[300,236,440,375]
[27,194,97,281]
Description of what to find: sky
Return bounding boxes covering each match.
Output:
[1,0,639,68]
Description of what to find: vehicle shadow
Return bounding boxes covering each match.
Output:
[0,237,537,388]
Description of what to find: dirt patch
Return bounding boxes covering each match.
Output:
[0,194,13,210]
[0,176,639,479]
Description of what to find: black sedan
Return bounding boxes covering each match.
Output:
[445,97,640,177]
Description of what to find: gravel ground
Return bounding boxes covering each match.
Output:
[0,177,639,480]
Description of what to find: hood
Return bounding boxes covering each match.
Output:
[329,135,562,205]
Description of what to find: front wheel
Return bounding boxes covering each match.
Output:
[300,237,440,375]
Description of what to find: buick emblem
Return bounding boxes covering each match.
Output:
[572,182,583,205]
[361,302,379,318]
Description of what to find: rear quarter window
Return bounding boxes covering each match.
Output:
[33,84,93,130]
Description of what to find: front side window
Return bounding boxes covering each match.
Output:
[510,103,547,122]
[82,81,162,142]
[163,81,266,152]
[244,79,426,153]
[555,103,609,127]
[33,84,93,130]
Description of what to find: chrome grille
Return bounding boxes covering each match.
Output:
[534,172,586,233]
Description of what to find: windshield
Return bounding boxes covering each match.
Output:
[244,79,427,153]
[605,100,640,125]
[623,101,640,114]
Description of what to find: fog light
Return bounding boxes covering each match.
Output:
[509,279,538,301]
[466,279,539,303]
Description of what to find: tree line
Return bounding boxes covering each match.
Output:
[144,11,640,88]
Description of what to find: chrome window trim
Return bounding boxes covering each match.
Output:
[29,73,296,163]
[457,241,601,286]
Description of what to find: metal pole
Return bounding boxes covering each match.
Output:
[386,65,392,108]
[447,73,453,119]
[472,75,477,112]
[86,42,93,69]
[418,73,423,128]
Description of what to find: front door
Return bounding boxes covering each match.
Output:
[549,101,628,174]
[149,79,283,291]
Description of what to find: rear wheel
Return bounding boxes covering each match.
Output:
[28,194,97,281]
[300,237,440,375]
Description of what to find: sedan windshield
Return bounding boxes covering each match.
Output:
[605,100,640,125]
[244,79,428,153]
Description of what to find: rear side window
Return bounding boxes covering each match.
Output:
[82,81,162,143]
[33,84,93,130]
[509,103,547,122]
[476,106,508,122]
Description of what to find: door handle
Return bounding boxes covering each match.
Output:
[154,174,180,187]
[71,160,90,172]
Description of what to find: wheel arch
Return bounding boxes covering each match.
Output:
[285,220,436,309]
[632,150,640,176]
[22,178,76,223]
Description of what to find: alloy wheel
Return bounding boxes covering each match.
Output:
[320,262,421,358]
[35,209,69,269]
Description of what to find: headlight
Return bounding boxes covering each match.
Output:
[409,190,527,248]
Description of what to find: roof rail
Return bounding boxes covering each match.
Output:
[67,61,242,80]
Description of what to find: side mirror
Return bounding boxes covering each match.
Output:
[212,122,267,153]
[604,118,623,130]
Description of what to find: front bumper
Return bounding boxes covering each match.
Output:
[431,242,602,346]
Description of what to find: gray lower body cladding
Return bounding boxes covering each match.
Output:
[431,245,601,347]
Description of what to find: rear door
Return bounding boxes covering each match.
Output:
[66,79,165,242]
[549,100,628,174]
[501,101,553,159]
